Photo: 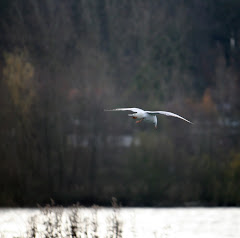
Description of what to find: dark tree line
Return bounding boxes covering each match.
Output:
[0,0,240,206]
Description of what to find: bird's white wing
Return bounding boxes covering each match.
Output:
[105,108,144,113]
[146,111,193,124]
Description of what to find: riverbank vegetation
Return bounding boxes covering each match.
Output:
[26,199,122,238]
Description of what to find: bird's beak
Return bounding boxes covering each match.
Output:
[155,125,157,129]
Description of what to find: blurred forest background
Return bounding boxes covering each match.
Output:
[1,0,240,207]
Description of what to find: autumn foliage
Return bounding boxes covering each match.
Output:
[0,0,240,206]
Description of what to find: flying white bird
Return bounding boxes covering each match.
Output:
[105,107,193,128]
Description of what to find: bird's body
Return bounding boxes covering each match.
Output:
[105,107,192,128]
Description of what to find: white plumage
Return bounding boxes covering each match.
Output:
[105,107,193,128]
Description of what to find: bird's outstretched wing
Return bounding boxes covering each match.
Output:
[105,108,144,113]
[146,111,193,124]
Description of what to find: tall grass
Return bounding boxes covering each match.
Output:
[26,198,122,238]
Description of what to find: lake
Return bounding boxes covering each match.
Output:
[0,207,240,238]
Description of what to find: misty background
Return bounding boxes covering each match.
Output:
[0,0,240,207]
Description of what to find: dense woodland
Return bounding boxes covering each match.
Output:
[1,0,240,206]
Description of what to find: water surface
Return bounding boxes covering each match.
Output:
[0,207,239,238]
